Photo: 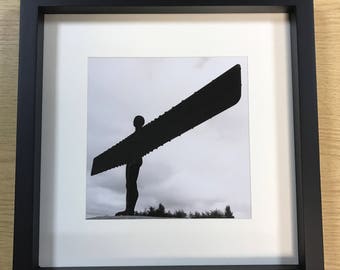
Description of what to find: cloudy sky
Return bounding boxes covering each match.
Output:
[86,57,251,218]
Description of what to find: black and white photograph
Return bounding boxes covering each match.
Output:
[86,57,251,219]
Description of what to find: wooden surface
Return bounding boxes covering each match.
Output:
[315,1,340,269]
[0,1,339,269]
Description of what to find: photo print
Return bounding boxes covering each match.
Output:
[86,57,251,219]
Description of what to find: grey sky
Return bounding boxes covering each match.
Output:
[86,57,251,218]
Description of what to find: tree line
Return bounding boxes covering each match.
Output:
[134,203,234,218]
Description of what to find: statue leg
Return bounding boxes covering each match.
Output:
[126,164,140,215]
[115,163,140,216]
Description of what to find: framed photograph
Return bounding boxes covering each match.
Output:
[14,0,324,269]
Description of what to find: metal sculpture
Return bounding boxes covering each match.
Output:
[91,64,242,216]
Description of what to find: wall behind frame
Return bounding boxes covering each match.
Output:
[0,0,339,269]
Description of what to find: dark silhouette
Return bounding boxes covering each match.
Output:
[133,203,234,218]
[91,64,241,175]
[224,205,234,218]
[91,65,242,216]
[116,116,144,216]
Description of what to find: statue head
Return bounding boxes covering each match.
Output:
[133,115,145,130]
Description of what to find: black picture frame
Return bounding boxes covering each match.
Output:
[13,0,324,269]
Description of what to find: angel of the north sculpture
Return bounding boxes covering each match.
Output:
[91,64,241,216]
